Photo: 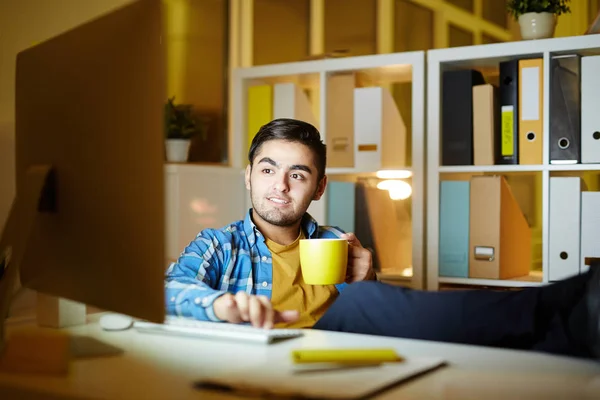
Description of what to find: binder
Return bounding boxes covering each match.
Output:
[580,192,600,274]
[549,177,584,281]
[247,85,272,150]
[498,60,519,165]
[518,58,543,165]
[550,54,581,164]
[469,175,531,279]
[354,183,381,272]
[441,69,485,165]
[472,84,499,166]
[272,83,317,127]
[326,73,355,168]
[439,181,470,277]
[367,186,412,274]
[326,181,355,233]
[354,183,411,273]
[354,87,407,171]
[581,55,600,164]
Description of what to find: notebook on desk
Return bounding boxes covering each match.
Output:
[194,356,446,399]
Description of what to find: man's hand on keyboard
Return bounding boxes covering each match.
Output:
[213,292,299,329]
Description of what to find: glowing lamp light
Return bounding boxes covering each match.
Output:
[376,180,412,200]
[376,180,397,190]
[376,169,412,179]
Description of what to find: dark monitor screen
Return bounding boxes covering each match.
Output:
[5,0,166,324]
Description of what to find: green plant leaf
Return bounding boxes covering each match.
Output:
[506,0,571,20]
[164,97,209,140]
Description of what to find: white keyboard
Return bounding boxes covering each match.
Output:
[133,316,304,344]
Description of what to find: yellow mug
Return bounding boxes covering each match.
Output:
[299,238,348,285]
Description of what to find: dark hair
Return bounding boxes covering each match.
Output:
[248,118,327,180]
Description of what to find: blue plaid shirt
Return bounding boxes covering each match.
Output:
[164,209,348,321]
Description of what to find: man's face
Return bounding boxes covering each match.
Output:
[245,139,326,227]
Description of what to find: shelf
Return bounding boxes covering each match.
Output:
[438,165,544,173]
[235,52,421,82]
[548,164,600,171]
[164,163,244,174]
[376,272,413,288]
[326,167,412,176]
[438,270,544,288]
[354,64,413,85]
[428,34,600,65]
[438,164,600,174]
[376,273,412,281]
[245,72,320,90]
[425,36,600,291]
[234,51,426,290]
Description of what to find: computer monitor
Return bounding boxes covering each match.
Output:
[0,0,166,332]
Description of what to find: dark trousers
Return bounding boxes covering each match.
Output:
[314,272,593,358]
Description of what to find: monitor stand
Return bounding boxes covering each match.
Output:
[1,165,122,359]
[36,293,86,329]
[1,165,57,346]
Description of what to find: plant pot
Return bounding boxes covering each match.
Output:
[165,139,191,162]
[518,12,556,40]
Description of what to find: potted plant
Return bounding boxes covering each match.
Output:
[164,97,201,162]
[507,0,571,40]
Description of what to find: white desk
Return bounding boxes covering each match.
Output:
[1,312,600,399]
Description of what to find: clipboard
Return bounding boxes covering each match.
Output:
[193,356,446,399]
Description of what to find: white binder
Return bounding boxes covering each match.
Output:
[272,83,318,127]
[580,191,600,274]
[581,55,600,163]
[549,177,584,281]
[353,87,406,171]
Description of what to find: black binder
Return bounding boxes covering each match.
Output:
[354,182,381,272]
[498,60,519,164]
[441,69,485,166]
[550,54,581,164]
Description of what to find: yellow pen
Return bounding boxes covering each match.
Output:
[291,348,403,364]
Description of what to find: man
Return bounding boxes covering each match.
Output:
[165,118,600,359]
[165,118,376,330]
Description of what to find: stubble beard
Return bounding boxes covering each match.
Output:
[250,188,315,228]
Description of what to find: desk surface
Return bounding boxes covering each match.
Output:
[1,313,600,399]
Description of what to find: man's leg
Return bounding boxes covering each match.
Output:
[314,272,594,358]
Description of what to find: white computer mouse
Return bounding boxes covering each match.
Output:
[99,313,134,331]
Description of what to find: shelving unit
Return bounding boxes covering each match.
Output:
[439,165,545,173]
[427,34,600,290]
[232,52,426,288]
[438,270,544,288]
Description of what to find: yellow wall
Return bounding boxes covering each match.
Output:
[555,0,590,37]
[253,0,310,65]
[165,0,227,162]
[0,0,229,230]
[0,0,134,229]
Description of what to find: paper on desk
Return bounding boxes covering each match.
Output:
[0,328,70,375]
[194,357,446,399]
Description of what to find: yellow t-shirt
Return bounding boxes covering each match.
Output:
[267,230,339,329]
